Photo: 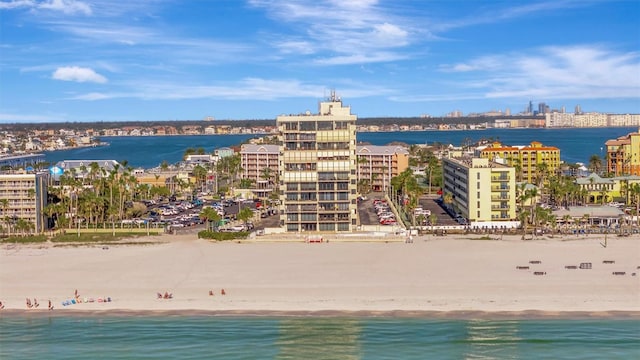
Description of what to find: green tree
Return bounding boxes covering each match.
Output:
[589,154,603,174]
[237,207,254,228]
[199,207,222,231]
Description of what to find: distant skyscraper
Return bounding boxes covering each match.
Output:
[528,101,533,114]
[575,104,582,115]
[561,106,566,114]
[505,108,511,116]
[538,102,546,114]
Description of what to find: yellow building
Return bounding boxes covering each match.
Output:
[356,145,409,192]
[0,172,48,234]
[477,141,560,183]
[576,173,640,204]
[605,128,640,176]
[442,157,518,227]
[277,92,358,232]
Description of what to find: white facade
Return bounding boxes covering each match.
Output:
[277,93,358,232]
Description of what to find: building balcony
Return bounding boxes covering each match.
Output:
[491,204,510,210]
[491,175,510,181]
[491,186,510,191]
[491,195,510,200]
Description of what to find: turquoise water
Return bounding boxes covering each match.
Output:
[43,127,637,169]
[1,316,638,359]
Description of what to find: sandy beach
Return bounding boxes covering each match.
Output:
[1,233,639,317]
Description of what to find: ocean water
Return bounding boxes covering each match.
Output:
[43,127,637,169]
[1,316,638,359]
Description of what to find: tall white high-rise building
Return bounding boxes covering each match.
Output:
[276,92,358,232]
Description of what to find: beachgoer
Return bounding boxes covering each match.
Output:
[157,292,162,299]
[26,298,31,309]
[221,289,226,296]
[164,292,169,299]
[48,300,53,310]
[34,298,39,308]
[0,301,4,310]
[209,290,214,296]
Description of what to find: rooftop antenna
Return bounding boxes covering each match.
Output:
[329,89,340,102]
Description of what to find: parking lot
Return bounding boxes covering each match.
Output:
[417,196,459,226]
[358,193,460,227]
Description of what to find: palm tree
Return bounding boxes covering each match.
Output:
[15,218,34,236]
[562,214,572,234]
[199,207,221,231]
[629,183,640,223]
[237,207,254,229]
[425,153,439,195]
[192,165,208,193]
[428,213,437,234]
[518,208,531,240]
[589,154,603,174]
[0,199,8,235]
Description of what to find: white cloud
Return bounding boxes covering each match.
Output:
[39,0,91,15]
[314,52,408,66]
[251,0,413,64]
[72,92,110,100]
[52,66,107,83]
[68,77,393,102]
[433,45,640,102]
[0,0,91,14]
[0,0,35,10]
[433,0,596,32]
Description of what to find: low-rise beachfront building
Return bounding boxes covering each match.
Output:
[552,206,626,228]
[575,173,640,205]
[476,141,560,184]
[442,157,518,228]
[214,147,235,158]
[605,128,640,176]
[52,160,121,182]
[240,144,279,199]
[277,91,358,232]
[0,172,48,234]
[184,154,215,165]
[356,145,409,192]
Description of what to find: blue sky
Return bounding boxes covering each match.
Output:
[0,0,639,123]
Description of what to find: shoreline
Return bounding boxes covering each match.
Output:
[2,309,640,320]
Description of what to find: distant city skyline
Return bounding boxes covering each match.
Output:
[1,0,639,123]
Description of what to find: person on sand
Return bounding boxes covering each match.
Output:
[48,300,53,311]
[157,292,163,299]
[209,290,214,296]
[221,289,226,296]
[26,298,32,309]
[74,289,79,298]
[0,301,4,310]
[33,298,39,308]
